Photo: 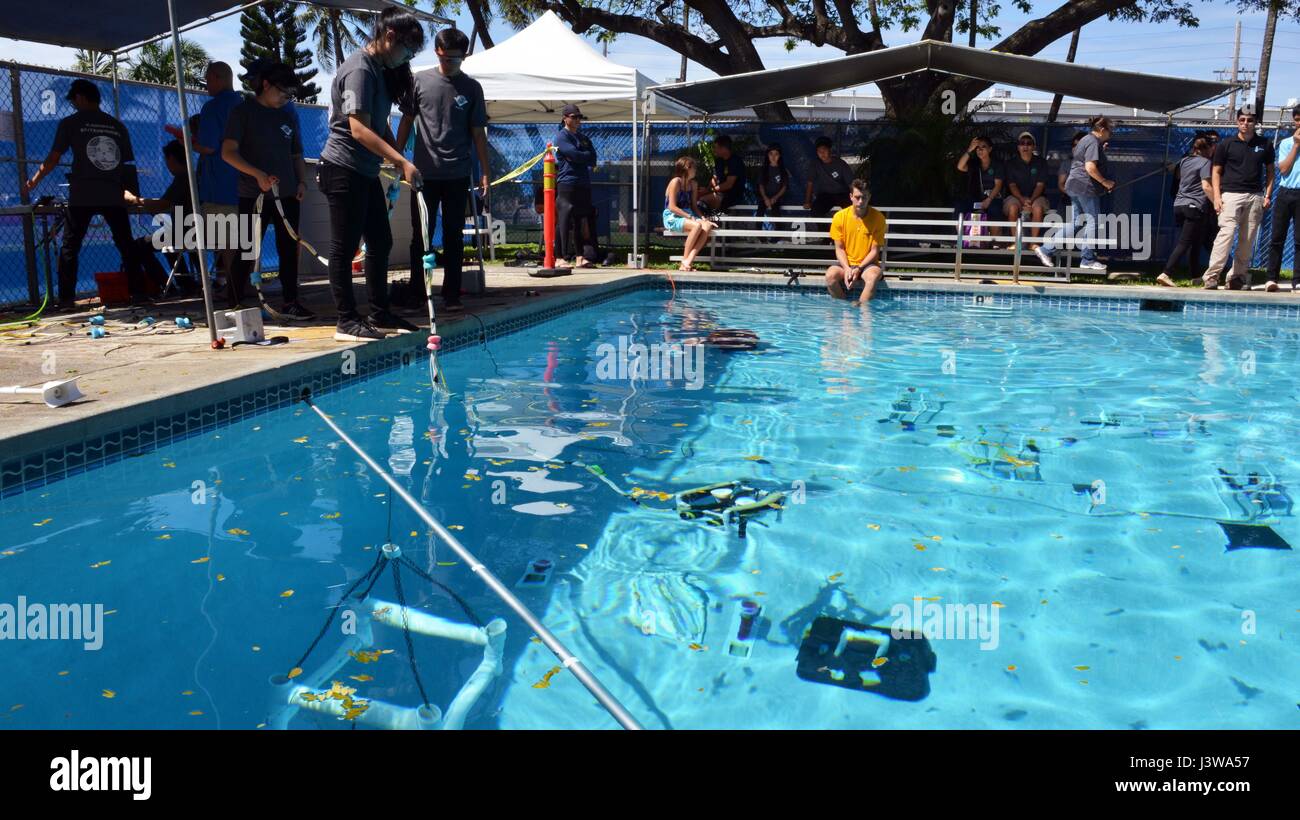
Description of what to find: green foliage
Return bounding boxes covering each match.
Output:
[126,40,210,88]
[71,51,114,78]
[240,1,322,103]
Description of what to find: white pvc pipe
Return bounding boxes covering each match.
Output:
[266,611,374,729]
[441,618,507,730]
[287,685,442,730]
[367,598,488,645]
[0,378,84,408]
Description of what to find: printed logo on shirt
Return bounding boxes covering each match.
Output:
[85,136,120,171]
[831,171,840,179]
[281,124,293,140]
[454,94,468,109]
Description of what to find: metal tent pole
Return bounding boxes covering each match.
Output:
[163,2,218,346]
[111,54,120,117]
[631,96,639,267]
[301,389,644,731]
[1156,115,1172,264]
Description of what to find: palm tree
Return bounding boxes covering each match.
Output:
[71,50,114,77]
[297,6,370,72]
[127,39,211,88]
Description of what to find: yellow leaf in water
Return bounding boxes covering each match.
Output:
[33,519,52,527]
[1,550,14,556]
[191,557,210,564]
[576,543,588,549]
[293,437,308,444]
[930,567,946,572]
[744,455,764,461]
[342,704,370,721]
[216,574,225,581]
[867,523,881,531]
[280,589,294,598]
[930,535,942,542]
[586,422,610,428]
[827,572,843,582]
[89,561,111,569]
[58,671,69,676]
[449,525,464,530]
[349,674,374,682]
[252,646,261,652]
[349,649,383,664]
[287,668,303,679]
[321,512,341,520]
[871,657,888,668]
[410,531,418,537]
[10,704,23,711]
[436,561,458,566]
[189,710,203,716]
[226,528,249,536]
[181,690,194,695]
[992,601,1005,608]
[102,689,116,699]
[672,423,687,427]
[156,534,171,540]
[1006,665,1018,672]
[897,466,916,473]
[914,543,926,551]
[1074,665,1090,671]
[532,666,562,689]
[162,462,176,468]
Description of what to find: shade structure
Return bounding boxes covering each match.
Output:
[649,39,1238,118]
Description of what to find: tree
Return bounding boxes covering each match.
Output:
[126,39,211,88]
[298,6,372,71]
[1235,0,1300,119]
[490,1,1209,121]
[71,50,114,78]
[240,2,322,102]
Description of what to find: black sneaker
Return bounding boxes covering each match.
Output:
[695,200,715,218]
[440,301,465,314]
[334,317,387,342]
[280,301,316,320]
[369,309,419,333]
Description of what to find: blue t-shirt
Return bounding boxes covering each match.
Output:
[197,89,243,205]
[1277,136,1300,190]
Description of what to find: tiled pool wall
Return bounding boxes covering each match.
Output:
[5,276,1300,502]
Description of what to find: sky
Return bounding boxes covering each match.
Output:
[3,2,1299,107]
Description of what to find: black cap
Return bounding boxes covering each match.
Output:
[562,103,585,119]
[66,78,100,105]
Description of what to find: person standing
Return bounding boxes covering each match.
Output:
[825,179,887,304]
[756,143,788,235]
[396,27,489,313]
[552,103,597,269]
[1002,131,1051,248]
[1203,107,1274,290]
[1036,115,1116,272]
[196,62,243,288]
[319,6,426,341]
[22,79,138,310]
[1156,136,1214,287]
[1265,104,1300,292]
[221,62,313,318]
[804,136,853,218]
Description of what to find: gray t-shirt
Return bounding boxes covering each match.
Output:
[1064,133,1109,198]
[810,157,853,195]
[410,69,488,180]
[1174,155,1211,208]
[51,109,136,206]
[320,49,391,178]
[223,99,304,199]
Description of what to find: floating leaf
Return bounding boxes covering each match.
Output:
[1006,665,1017,672]
[226,528,249,536]
[279,589,294,598]
[162,462,176,468]
[321,512,341,520]
[914,543,926,551]
[448,525,464,530]
[181,690,194,696]
[1074,665,1090,671]
[436,561,458,566]
[33,518,52,527]
[349,649,384,664]
[101,689,116,699]
[897,466,916,473]
[576,543,588,549]
[293,437,308,444]
[216,574,225,581]
[191,556,210,564]
[688,643,707,651]
[827,572,843,582]
[189,710,203,716]
[89,561,111,569]
[349,674,374,682]
[156,534,171,540]
[287,668,303,679]
[867,523,881,531]
[57,671,69,677]
[871,657,888,668]
[532,666,562,689]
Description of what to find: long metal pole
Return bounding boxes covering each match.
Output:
[111,54,121,117]
[11,65,39,305]
[164,1,218,345]
[631,97,639,267]
[1228,20,1241,116]
[301,389,644,731]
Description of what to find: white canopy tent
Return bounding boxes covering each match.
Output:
[414,11,697,263]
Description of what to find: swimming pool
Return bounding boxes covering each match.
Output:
[2,284,1297,729]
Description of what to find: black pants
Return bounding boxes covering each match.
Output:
[810,192,850,219]
[1163,203,1208,277]
[318,161,392,322]
[232,195,301,306]
[410,177,469,303]
[556,184,598,262]
[1267,186,1300,283]
[58,205,136,304]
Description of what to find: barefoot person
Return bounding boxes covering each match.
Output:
[825,179,887,304]
[664,156,716,271]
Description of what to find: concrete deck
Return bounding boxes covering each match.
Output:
[2,266,1297,461]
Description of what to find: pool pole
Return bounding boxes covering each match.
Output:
[531,145,569,277]
[299,388,644,730]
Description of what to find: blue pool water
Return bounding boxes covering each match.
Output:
[2,288,1298,730]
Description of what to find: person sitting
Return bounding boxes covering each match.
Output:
[1002,131,1052,249]
[663,156,716,272]
[756,142,788,235]
[804,136,853,218]
[825,178,887,304]
[124,139,199,295]
[956,135,1004,239]
[697,134,745,217]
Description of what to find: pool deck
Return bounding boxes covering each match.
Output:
[2,266,1298,461]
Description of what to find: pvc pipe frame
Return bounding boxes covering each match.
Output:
[301,390,644,730]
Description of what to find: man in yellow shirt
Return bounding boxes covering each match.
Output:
[825,179,887,303]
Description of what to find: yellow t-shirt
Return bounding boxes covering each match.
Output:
[829,206,887,266]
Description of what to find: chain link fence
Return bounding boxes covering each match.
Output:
[1,59,1295,306]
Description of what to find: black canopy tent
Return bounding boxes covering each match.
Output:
[1,0,449,345]
[647,39,1240,117]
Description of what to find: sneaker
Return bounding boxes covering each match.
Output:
[1265,281,1279,293]
[1079,261,1108,272]
[334,317,387,342]
[280,301,316,320]
[1155,273,1176,288]
[1034,246,1054,267]
[1226,278,1245,291]
[369,309,419,333]
[1203,274,1219,289]
[440,301,465,314]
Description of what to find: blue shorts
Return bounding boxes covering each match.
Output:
[663,208,687,233]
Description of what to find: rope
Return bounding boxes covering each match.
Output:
[249,192,287,323]
[392,565,432,709]
[398,556,484,627]
[290,551,385,671]
[268,182,328,266]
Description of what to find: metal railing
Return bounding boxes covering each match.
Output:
[300,387,644,731]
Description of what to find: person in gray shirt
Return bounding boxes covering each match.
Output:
[318,6,426,342]
[804,136,854,217]
[396,27,490,311]
[1157,136,1214,286]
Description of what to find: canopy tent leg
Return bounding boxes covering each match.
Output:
[631,97,638,267]
[165,0,218,346]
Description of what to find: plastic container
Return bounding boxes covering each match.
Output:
[94,271,130,306]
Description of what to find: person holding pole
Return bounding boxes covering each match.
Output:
[318,6,426,342]
[397,27,489,314]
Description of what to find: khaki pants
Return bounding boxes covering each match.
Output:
[1204,192,1263,286]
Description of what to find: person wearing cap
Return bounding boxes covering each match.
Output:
[221,61,312,317]
[1003,131,1052,249]
[1204,106,1274,289]
[396,27,489,313]
[196,62,244,288]
[552,103,599,268]
[22,78,138,310]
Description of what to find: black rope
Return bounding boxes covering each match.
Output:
[291,552,385,671]
[398,556,485,627]
[356,556,391,602]
[392,565,432,708]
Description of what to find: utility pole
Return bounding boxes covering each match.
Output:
[1047,27,1081,123]
[1229,19,1241,114]
[680,6,688,82]
[1255,0,1279,123]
